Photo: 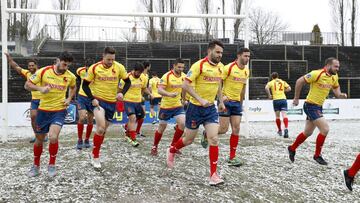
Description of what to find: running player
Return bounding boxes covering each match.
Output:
[4,53,47,143]
[288,57,347,165]
[75,58,95,150]
[25,51,76,177]
[344,154,360,191]
[265,72,291,138]
[151,58,186,156]
[149,71,162,124]
[82,47,130,170]
[122,62,152,147]
[166,40,226,186]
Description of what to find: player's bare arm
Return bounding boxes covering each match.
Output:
[5,53,22,74]
[265,85,272,100]
[293,77,306,106]
[332,86,347,99]
[24,80,50,93]
[182,79,209,106]
[158,85,177,98]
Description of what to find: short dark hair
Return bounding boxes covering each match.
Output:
[325,57,338,66]
[208,40,224,50]
[84,58,94,67]
[237,47,250,55]
[27,58,38,65]
[271,72,279,79]
[143,61,151,69]
[58,51,74,62]
[133,62,144,72]
[151,71,158,76]
[174,58,184,64]
[104,47,116,55]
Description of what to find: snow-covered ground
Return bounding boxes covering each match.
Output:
[0,120,359,202]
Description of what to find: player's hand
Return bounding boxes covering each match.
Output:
[116,93,124,101]
[218,102,225,112]
[169,92,178,98]
[222,95,229,102]
[64,98,71,106]
[182,100,188,106]
[149,94,154,100]
[92,99,99,108]
[4,53,13,62]
[339,93,347,99]
[293,98,299,106]
[199,98,210,107]
[268,95,273,100]
[40,86,51,94]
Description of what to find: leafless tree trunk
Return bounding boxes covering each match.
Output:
[52,0,79,43]
[157,0,168,41]
[233,0,243,39]
[351,0,357,46]
[139,0,156,41]
[169,0,181,41]
[330,0,348,46]
[249,7,288,45]
[222,0,225,38]
[198,0,213,41]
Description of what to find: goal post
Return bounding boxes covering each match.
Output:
[0,0,249,142]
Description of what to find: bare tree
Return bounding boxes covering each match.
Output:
[52,0,79,42]
[157,0,168,41]
[249,7,288,45]
[351,0,357,46]
[329,0,348,46]
[233,0,243,39]
[169,0,182,41]
[198,0,213,41]
[139,0,156,41]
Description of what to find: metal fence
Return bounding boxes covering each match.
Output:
[42,25,360,46]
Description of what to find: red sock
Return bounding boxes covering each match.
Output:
[229,134,239,160]
[85,124,93,140]
[33,143,43,167]
[170,138,185,153]
[77,123,84,141]
[129,130,137,141]
[348,153,360,177]
[290,132,307,151]
[153,130,162,146]
[276,118,281,131]
[283,117,289,128]
[49,142,59,165]
[209,145,219,176]
[136,118,144,134]
[314,133,326,157]
[171,126,184,147]
[92,133,104,158]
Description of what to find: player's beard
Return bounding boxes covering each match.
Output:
[174,69,181,76]
[210,54,221,64]
[329,68,337,75]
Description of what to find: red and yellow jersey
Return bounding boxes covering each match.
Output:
[20,68,42,100]
[30,65,76,111]
[84,61,127,103]
[76,67,92,97]
[303,68,339,106]
[123,73,147,103]
[149,77,162,98]
[222,61,249,101]
[185,57,223,106]
[266,78,290,100]
[158,71,186,109]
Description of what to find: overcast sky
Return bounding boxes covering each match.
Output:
[36,0,353,34]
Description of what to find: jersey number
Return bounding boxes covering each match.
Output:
[274,82,283,91]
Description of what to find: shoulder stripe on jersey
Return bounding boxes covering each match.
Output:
[199,58,208,75]
[40,66,54,81]
[167,71,174,84]
[92,62,102,75]
[315,69,326,82]
[228,61,237,77]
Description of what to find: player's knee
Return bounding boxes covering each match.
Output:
[96,127,105,135]
[129,116,137,123]
[177,123,185,130]
[208,136,219,146]
[218,127,228,134]
[183,137,194,145]
[48,134,57,143]
[232,126,240,135]
[320,126,329,135]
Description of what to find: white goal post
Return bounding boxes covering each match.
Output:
[1,0,249,142]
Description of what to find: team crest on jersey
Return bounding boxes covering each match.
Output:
[63,77,67,82]
[30,74,37,80]
[305,74,312,79]
[186,70,192,77]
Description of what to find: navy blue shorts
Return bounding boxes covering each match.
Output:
[90,100,116,122]
[219,101,243,117]
[158,107,184,121]
[150,97,161,106]
[273,99,288,112]
[77,95,93,112]
[124,101,145,119]
[303,102,323,121]
[30,99,40,110]
[185,103,218,129]
[35,110,66,134]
